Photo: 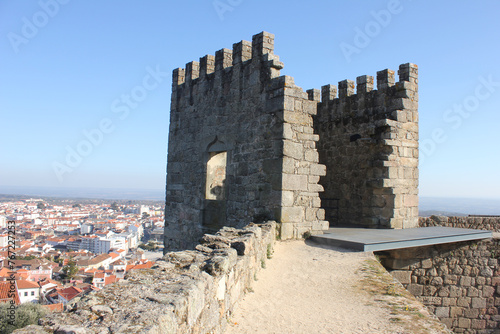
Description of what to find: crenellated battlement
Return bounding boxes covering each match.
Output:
[172,31,276,90]
[315,63,419,229]
[316,63,418,105]
[166,31,420,251]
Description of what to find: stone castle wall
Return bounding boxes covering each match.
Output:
[14,222,276,334]
[420,216,500,232]
[165,31,421,251]
[378,217,500,333]
[314,65,419,228]
[165,32,327,250]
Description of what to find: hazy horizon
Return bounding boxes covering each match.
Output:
[1,185,499,215]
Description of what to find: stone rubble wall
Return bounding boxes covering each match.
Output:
[314,64,419,228]
[378,217,500,333]
[14,222,276,334]
[420,216,500,233]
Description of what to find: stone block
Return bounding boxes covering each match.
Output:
[457,297,471,307]
[312,220,328,231]
[449,286,463,298]
[467,287,479,297]
[282,174,308,191]
[283,156,295,173]
[283,140,303,160]
[435,307,450,318]
[281,207,304,223]
[442,298,457,307]
[421,258,433,269]
[450,306,463,318]
[471,319,486,330]
[310,163,326,176]
[471,297,486,308]
[283,110,311,125]
[482,285,495,297]
[406,284,423,296]
[281,191,294,207]
[464,308,480,319]
[419,296,442,306]
[458,318,471,329]
[391,270,411,284]
[308,183,324,192]
[460,276,472,286]
[280,223,294,240]
[304,149,319,162]
[305,208,318,221]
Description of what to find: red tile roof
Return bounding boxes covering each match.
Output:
[104,275,118,286]
[56,286,82,301]
[126,261,154,271]
[16,279,39,290]
[0,281,20,305]
[0,267,12,278]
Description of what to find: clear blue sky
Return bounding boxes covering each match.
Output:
[1,1,500,199]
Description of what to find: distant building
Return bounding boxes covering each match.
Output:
[0,281,21,305]
[16,280,40,303]
[80,223,93,234]
[0,234,7,248]
[47,286,82,305]
[139,205,150,216]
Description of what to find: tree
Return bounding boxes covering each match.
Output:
[110,202,119,211]
[142,212,150,220]
[36,202,45,209]
[72,203,81,208]
[0,303,47,334]
[138,242,158,251]
[62,260,79,279]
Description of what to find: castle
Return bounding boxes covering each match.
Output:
[164,31,419,250]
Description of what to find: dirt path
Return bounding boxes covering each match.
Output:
[225,240,450,334]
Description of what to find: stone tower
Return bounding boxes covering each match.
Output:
[164,32,418,251]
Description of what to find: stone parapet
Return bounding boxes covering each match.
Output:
[420,216,500,232]
[378,219,500,333]
[314,63,419,228]
[14,222,276,334]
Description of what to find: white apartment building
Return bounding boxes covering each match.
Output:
[0,234,7,248]
[81,223,94,234]
[17,280,40,304]
[0,216,7,228]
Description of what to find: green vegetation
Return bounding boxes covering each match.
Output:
[266,244,273,259]
[16,255,36,261]
[61,260,78,279]
[138,242,159,251]
[36,203,45,209]
[0,303,47,334]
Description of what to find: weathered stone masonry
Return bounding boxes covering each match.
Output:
[314,65,419,228]
[14,222,276,334]
[379,216,500,333]
[165,31,419,251]
[165,32,327,250]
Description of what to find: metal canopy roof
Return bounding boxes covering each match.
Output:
[309,227,493,252]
